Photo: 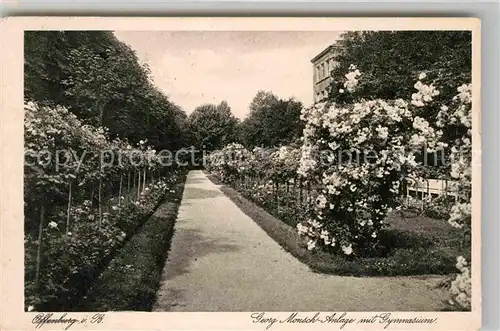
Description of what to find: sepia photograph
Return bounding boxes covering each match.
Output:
[22,27,475,313]
[0,17,481,331]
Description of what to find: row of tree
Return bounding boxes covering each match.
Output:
[26,30,471,156]
[25,31,305,153]
[25,31,188,151]
[186,92,304,151]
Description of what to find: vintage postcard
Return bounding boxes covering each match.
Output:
[1,17,481,330]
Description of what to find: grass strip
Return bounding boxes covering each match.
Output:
[73,177,186,311]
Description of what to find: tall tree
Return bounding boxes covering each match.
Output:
[240,91,304,148]
[188,101,239,150]
[24,31,189,151]
[328,31,472,107]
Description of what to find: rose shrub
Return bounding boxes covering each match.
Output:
[206,143,307,227]
[206,67,472,290]
[24,101,183,311]
[296,66,446,256]
[436,83,473,310]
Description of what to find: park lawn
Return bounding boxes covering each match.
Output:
[206,172,469,277]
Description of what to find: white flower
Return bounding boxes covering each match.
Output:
[67,232,72,236]
[316,194,327,209]
[419,72,427,80]
[375,125,389,140]
[308,218,323,229]
[339,89,345,94]
[296,223,309,235]
[48,221,58,229]
[27,305,34,312]
[307,239,317,251]
[456,256,467,268]
[341,244,353,255]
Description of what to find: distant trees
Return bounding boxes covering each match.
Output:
[24,31,188,151]
[24,31,308,153]
[239,91,304,148]
[187,101,240,150]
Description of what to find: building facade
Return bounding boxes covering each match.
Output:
[311,45,341,103]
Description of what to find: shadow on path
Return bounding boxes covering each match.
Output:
[164,226,241,281]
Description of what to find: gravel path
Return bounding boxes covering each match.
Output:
[153,170,448,311]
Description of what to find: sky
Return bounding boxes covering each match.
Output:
[114,31,341,119]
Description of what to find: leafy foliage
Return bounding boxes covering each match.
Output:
[239,91,305,148]
[24,31,189,151]
[328,31,472,106]
[24,31,191,311]
[187,101,240,150]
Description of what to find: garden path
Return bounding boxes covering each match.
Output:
[153,170,448,311]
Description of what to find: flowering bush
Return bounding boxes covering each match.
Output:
[436,83,473,310]
[205,143,252,183]
[448,256,471,310]
[296,66,448,256]
[24,101,184,311]
[24,176,180,311]
[206,144,307,227]
[436,83,473,230]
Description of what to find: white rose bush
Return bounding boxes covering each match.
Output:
[206,66,473,306]
[206,143,307,226]
[24,101,184,311]
[296,66,444,256]
[436,83,473,310]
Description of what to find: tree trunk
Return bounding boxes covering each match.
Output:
[98,176,103,222]
[275,182,279,204]
[137,169,141,200]
[66,181,72,234]
[307,182,311,203]
[35,205,45,289]
[143,168,147,191]
[90,184,95,207]
[133,170,136,189]
[98,101,104,128]
[127,171,131,203]
[118,174,123,207]
[299,179,303,204]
